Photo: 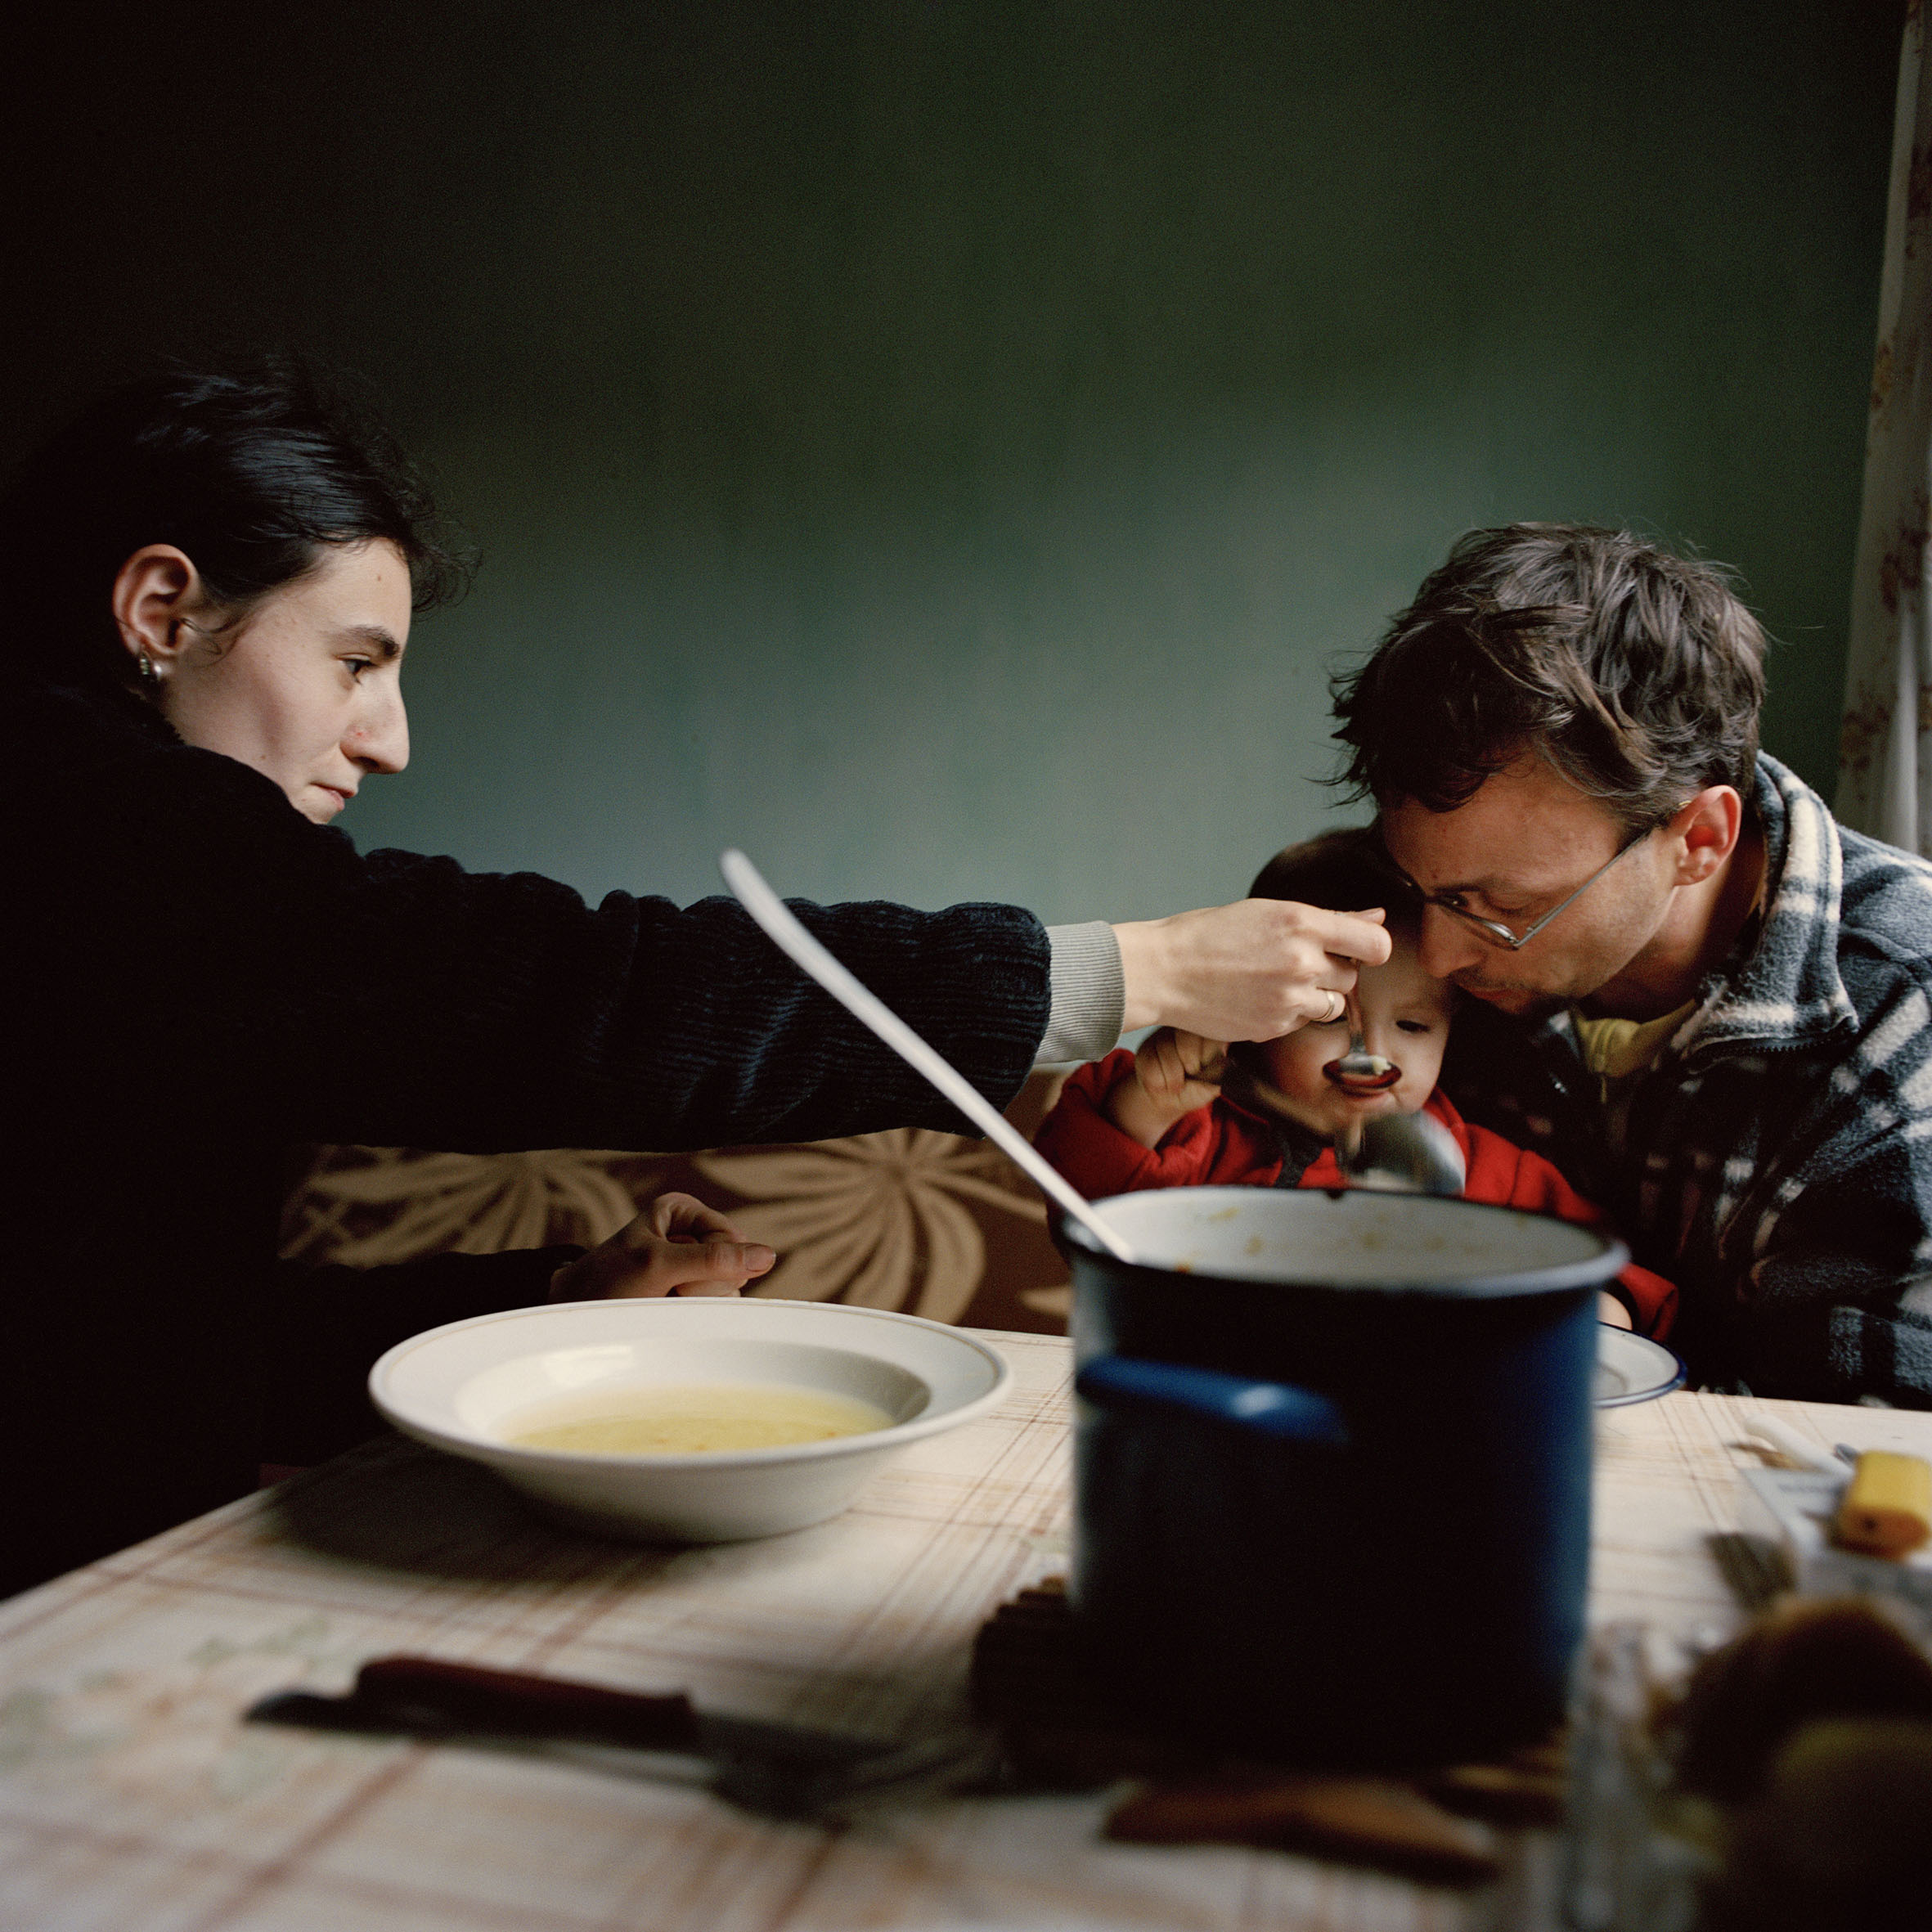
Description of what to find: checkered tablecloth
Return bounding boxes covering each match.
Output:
[1,1331,1925,1932]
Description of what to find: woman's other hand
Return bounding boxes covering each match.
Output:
[548,1191,777,1301]
[1112,900,1391,1041]
[1106,1028,1228,1148]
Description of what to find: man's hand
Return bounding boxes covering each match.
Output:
[1108,1028,1229,1148]
[1112,899,1391,1040]
[548,1191,777,1301]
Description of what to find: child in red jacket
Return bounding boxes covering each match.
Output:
[1036,829,1678,1339]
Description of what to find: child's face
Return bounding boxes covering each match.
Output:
[1257,935,1454,1139]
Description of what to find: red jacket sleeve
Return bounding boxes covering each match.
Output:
[1034,1050,1283,1196]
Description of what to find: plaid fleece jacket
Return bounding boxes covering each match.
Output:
[1440,754,1932,1406]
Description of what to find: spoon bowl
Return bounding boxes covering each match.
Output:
[1334,1045,1396,1081]
[1333,995,1395,1083]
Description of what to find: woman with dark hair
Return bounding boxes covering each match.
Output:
[3,360,471,690]
[3,359,1387,1597]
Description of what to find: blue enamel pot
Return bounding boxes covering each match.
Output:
[1063,1188,1624,1768]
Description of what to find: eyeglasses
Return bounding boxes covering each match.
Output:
[1372,824,1658,952]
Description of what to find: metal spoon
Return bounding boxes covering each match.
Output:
[1223,1044,1466,1197]
[1323,995,1460,1191]
[1347,1111,1467,1195]
[1333,995,1395,1083]
[719,850,1137,1262]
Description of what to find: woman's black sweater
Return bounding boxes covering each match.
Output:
[4,671,1049,1597]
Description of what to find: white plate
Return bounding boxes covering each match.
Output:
[1596,1325,1686,1408]
[370,1298,1011,1544]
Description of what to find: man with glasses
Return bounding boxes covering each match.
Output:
[1334,523,1932,1405]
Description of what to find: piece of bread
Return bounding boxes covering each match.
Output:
[1668,1597,1932,1801]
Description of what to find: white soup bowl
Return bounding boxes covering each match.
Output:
[370,1297,1012,1543]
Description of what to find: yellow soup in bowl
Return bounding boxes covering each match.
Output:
[503,1382,894,1457]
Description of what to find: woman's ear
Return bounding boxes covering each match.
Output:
[1669,787,1744,886]
[110,544,205,682]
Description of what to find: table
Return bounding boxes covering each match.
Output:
[1,1329,1928,1932]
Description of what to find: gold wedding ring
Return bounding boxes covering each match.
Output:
[1321,990,1346,1024]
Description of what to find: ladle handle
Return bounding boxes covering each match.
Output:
[719,849,1136,1264]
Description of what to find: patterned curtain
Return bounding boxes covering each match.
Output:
[1838,2,1932,854]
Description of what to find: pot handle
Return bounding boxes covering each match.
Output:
[1075,1355,1349,1445]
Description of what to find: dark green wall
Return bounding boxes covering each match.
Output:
[7,2,1899,919]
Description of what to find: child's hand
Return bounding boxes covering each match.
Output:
[1137,1028,1228,1109]
[1105,1028,1228,1148]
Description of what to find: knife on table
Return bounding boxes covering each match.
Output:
[249,1655,987,1817]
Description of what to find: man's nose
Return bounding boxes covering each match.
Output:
[1416,905,1487,980]
[350,687,410,775]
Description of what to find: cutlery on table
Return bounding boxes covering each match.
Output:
[249,1655,991,1817]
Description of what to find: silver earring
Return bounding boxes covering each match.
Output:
[136,650,159,687]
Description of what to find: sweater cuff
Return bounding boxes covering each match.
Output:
[1038,922,1126,1064]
